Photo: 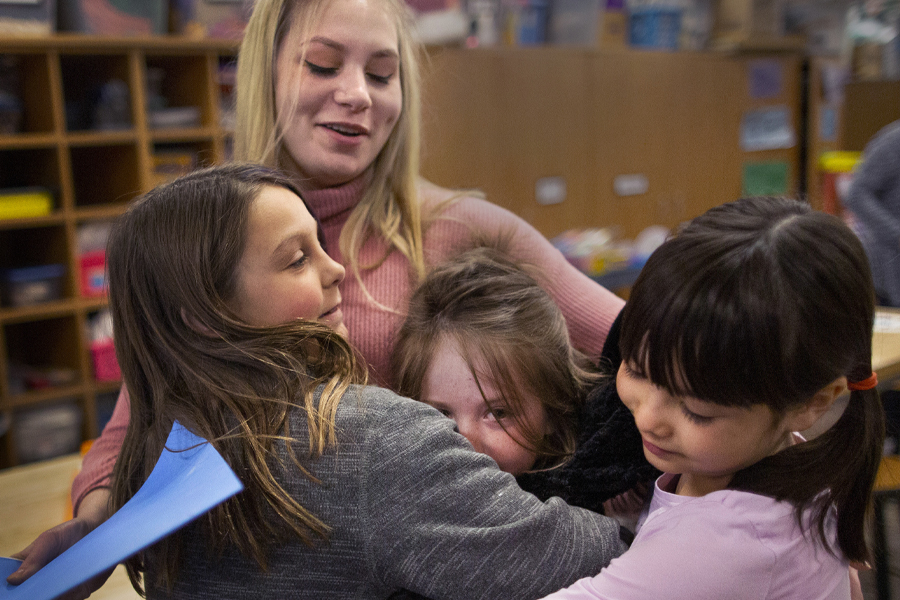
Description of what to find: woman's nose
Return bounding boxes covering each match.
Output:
[333,68,372,111]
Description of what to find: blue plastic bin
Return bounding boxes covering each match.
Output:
[629,6,682,50]
[2,264,66,307]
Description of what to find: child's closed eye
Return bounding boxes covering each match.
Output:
[679,402,714,425]
[289,255,309,269]
[622,362,647,380]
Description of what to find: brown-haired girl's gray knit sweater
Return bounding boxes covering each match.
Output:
[145,386,625,600]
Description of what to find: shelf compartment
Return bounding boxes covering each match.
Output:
[5,315,83,397]
[0,148,61,213]
[69,143,141,208]
[144,54,214,130]
[0,53,56,135]
[60,53,133,133]
[0,225,71,306]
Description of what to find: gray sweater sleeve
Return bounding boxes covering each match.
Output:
[845,120,900,246]
[359,390,625,600]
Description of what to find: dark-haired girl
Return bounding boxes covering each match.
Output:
[543,196,884,600]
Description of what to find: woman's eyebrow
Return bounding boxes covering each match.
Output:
[308,36,399,59]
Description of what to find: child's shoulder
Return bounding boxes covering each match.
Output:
[647,482,797,534]
[644,484,843,571]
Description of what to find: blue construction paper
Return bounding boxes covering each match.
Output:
[0,560,19,584]
[1,422,243,599]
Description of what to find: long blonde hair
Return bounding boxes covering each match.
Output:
[108,164,368,593]
[235,0,426,286]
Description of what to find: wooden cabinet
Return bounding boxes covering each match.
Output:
[420,47,804,240]
[0,36,238,468]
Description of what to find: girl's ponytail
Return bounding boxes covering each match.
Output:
[816,385,884,563]
[730,383,884,563]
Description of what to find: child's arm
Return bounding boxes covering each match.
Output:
[365,393,626,600]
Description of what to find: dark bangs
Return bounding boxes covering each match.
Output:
[619,197,871,413]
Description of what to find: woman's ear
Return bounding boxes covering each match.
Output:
[785,377,848,433]
[180,307,218,337]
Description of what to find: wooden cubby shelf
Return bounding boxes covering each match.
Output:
[0,35,238,468]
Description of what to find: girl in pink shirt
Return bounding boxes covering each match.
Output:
[543,196,884,600]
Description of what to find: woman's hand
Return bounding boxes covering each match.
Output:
[6,489,113,599]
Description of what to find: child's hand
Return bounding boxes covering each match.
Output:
[7,517,115,599]
[602,482,651,535]
[604,487,644,516]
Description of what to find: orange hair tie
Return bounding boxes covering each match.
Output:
[847,372,878,391]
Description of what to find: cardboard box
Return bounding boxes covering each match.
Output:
[58,0,167,35]
[0,0,55,35]
[712,0,786,46]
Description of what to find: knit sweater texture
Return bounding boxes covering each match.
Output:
[72,177,625,513]
[144,386,625,599]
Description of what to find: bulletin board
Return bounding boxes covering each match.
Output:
[419,47,803,239]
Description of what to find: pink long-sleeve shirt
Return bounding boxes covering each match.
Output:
[71,177,625,513]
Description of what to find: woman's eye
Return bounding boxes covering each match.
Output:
[680,403,713,425]
[305,61,337,76]
[367,72,393,85]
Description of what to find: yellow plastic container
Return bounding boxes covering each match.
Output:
[0,188,53,220]
[818,151,861,215]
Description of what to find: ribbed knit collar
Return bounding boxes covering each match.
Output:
[300,171,371,225]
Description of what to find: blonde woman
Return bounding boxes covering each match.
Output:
[10,0,624,593]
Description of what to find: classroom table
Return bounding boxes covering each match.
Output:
[874,308,900,387]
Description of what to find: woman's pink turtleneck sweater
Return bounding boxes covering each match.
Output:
[71,178,624,513]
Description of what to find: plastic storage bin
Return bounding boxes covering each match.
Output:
[90,338,121,382]
[629,6,682,49]
[0,187,53,220]
[79,249,107,298]
[0,0,56,35]
[818,151,861,216]
[14,400,83,463]
[2,264,65,307]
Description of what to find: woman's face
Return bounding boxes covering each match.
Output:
[229,184,348,338]
[275,0,402,189]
